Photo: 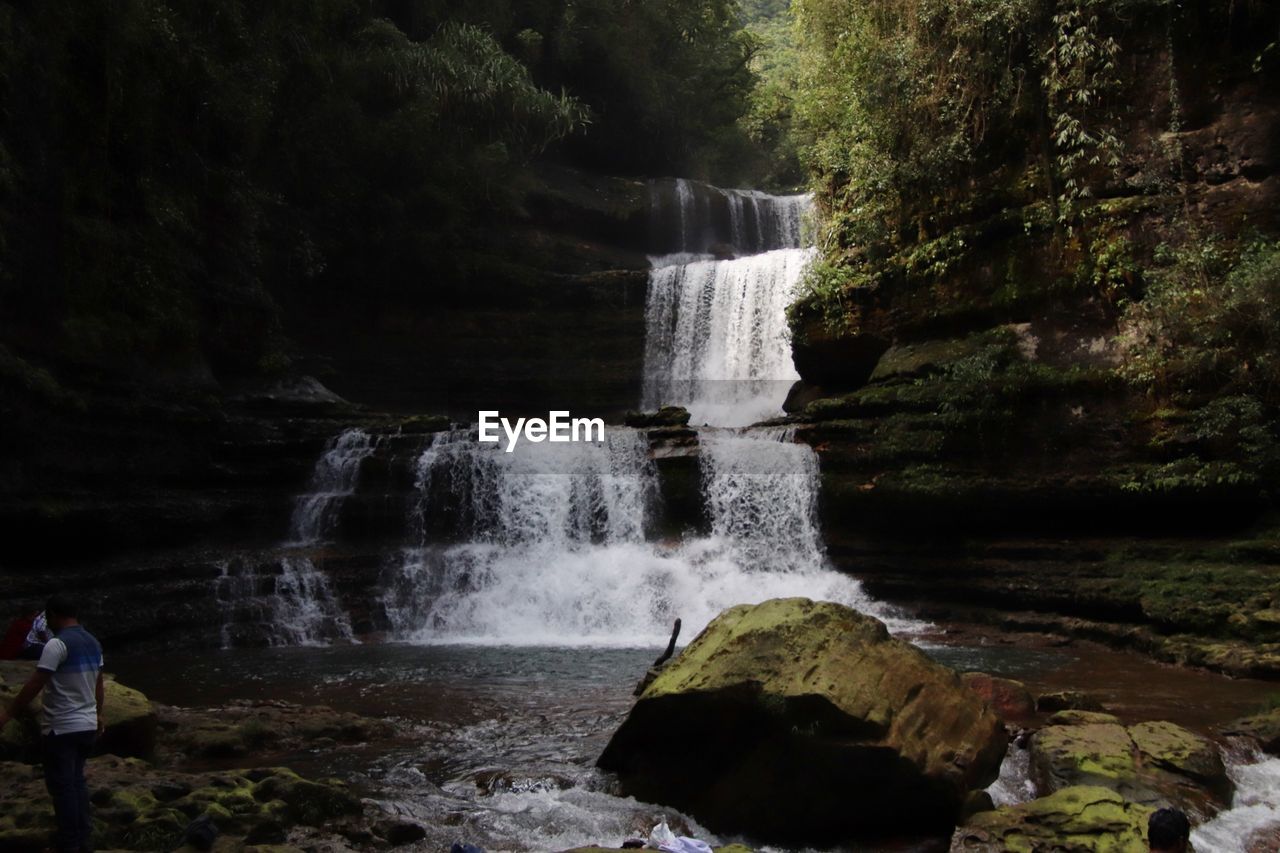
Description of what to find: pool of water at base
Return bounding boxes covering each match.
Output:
[109,640,1280,852]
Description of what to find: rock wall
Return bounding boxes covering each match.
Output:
[786,3,1280,675]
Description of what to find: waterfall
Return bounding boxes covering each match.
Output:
[376,177,918,646]
[1191,743,1280,853]
[217,429,370,646]
[643,181,814,426]
[642,248,814,426]
[380,426,917,645]
[650,178,809,255]
[288,428,376,545]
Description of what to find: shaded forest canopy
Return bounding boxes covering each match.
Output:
[1,0,1278,446]
[0,0,763,394]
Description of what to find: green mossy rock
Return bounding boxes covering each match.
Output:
[1037,691,1107,713]
[598,598,1007,846]
[951,785,1154,852]
[0,661,157,761]
[1030,720,1229,819]
[1222,707,1280,754]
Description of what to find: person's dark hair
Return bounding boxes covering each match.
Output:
[1148,807,1191,848]
[45,596,78,620]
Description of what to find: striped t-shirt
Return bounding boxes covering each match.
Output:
[36,626,103,735]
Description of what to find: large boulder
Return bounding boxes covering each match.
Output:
[597,598,1007,845]
[1030,718,1230,819]
[0,661,157,761]
[951,785,1154,852]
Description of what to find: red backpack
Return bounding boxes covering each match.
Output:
[0,613,35,660]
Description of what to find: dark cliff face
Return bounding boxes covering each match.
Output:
[281,164,654,420]
[0,166,654,577]
[785,4,1280,675]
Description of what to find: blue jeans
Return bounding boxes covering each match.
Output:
[43,730,95,852]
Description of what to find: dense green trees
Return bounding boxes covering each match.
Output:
[0,0,758,391]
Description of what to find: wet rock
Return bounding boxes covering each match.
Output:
[474,769,574,796]
[376,818,428,846]
[395,414,451,434]
[156,699,396,761]
[1222,707,1280,754]
[951,785,1153,851]
[1046,710,1121,726]
[235,375,351,412]
[1030,719,1230,819]
[623,406,691,427]
[961,672,1036,723]
[0,662,157,761]
[598,598,1007,845]
[1036,690,1107,713]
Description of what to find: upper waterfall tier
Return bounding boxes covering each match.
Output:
[649,178,811,255]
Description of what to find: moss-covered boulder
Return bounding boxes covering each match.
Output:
[597,598,1007,845]
[1030,718,1230,819]
[951,785,1154,852]
[0,661,156,761]
[1037,691,1107,713]
[1222,707,1280,754]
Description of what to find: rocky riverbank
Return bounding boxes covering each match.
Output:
[0,660,422,852]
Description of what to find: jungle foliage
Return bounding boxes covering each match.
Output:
[0,0,757,388]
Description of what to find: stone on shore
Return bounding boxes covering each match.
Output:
[951,785,1153,852]
[0,755,362,852]
[961,672,1036,723]
[597,598,1008,845]
[0,661,157,761]
[1222,707,1280,754]
[1030,717,1231,819]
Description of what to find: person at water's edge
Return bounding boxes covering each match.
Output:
[0,596,105,853]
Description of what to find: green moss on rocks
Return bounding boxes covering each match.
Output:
[0,662,157,761]
[600,598,1007,845]
[1030,719,1229,818]
[953,785,1154,852]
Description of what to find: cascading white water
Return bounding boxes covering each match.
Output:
[217,429,370,646]
[381,426,917,645]
[379,177,918,646]
[1191,742,1280,852]
[643,248,815,427]
[643,181,815,426]
[651,178,809,255]
[288,428,376,545]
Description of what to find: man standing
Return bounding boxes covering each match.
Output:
[0,596,104,853]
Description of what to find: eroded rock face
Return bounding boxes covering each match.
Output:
[1030,718,1231,820]
[597,598,1007,845]
[0,661,157,761]
[951,785,1153,852]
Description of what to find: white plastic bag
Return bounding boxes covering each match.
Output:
[647,819,677,849]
